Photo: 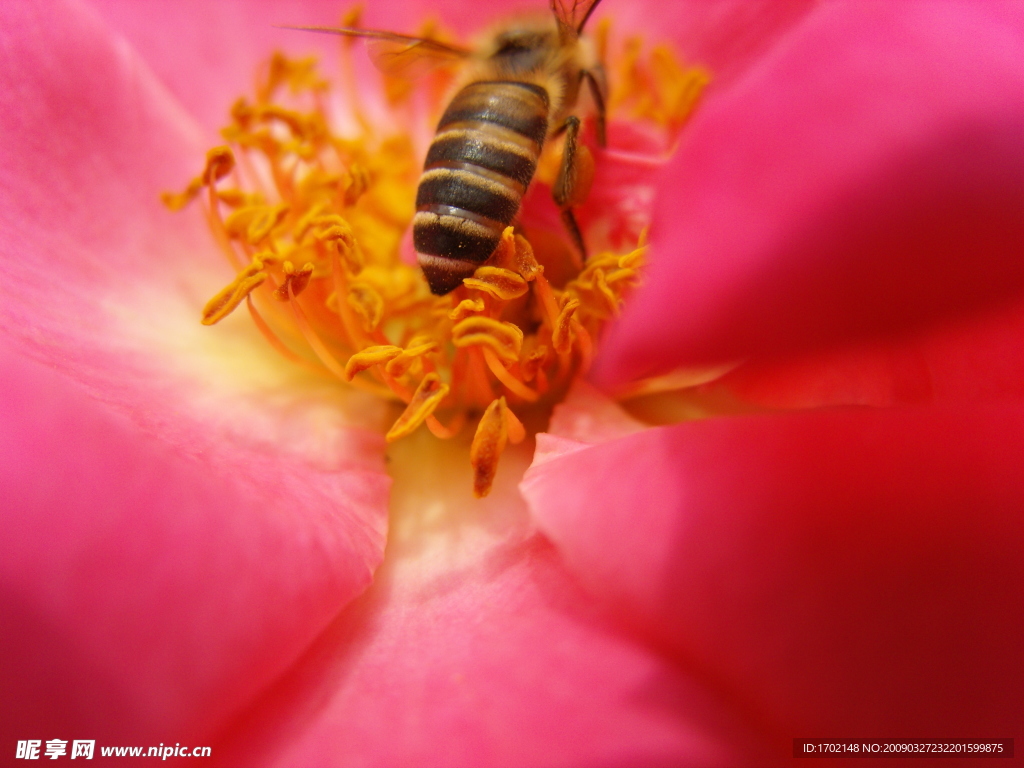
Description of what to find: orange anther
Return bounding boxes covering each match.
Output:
[160,178,204,212]
[385,338,439,378]
[203,146,236,184]
[463,266,528,301]
[452,316,523,354]
[274,261,314,301]
[470,397,511,498]
[229,97,255,128]
[604,268,637,287]
[594,269,619,314]
[161,146,237,211]
[454,334,519,365]
[513,234,542,281]
[316,220,363,273]
[452,331,520,364]
[488,227,518,267]
[449,298,485,321]
[249,203,291,244]
[519,339,549,382]
[343,164,370,206]
[618,245,646,270]
[201,259,267,325]
[293,202,329,242]
[343,345,403,381]
[552,298,580,353]
[347,282,384,331]
[256,104,309,138]
[223,204,289,245]
[386,373,450,442]
[216,189,262,208]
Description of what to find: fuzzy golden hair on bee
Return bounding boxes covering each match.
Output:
[281,0,606,295]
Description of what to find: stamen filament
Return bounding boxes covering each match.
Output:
[205,187,245,271]
[286,285,349,382]
[426,412,464,439]
[466,348,497,408]
[503,406,526,444]
[330,252,374,350]
[482,347,540,402]
[246,296,320,372]
[572,319,594,374]
[532,272,563,329]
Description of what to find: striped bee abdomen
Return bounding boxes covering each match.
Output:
[414,81,549,295]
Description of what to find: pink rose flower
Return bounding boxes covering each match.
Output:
[1,0,1022,765]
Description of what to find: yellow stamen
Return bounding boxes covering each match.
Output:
[452,316,523,354]
[470,397,513,498]
[449,298,485,321]
[245,296,320,372]
[511,234,543,280]
[201,258,267,325]
[386,373,450,442]
[347,282,385,331]
[504,405,526,445]
[463,266,529,301]
[385,338,439,378]
[330,252,375,350]
[166,28,707,495]
[273,261,314,301]
[551,299,580,355]
[286,284,349,382]
[344,345,403,381]
[482,347,540,403]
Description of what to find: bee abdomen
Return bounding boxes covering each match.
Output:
[414,81,549,295]
[436,81,550,145]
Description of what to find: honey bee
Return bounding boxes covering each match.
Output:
[284,0,607,294]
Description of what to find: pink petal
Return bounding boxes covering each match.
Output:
[608,0,816,92]
[521,406,1024,752]
[596,0,1024,387]
[86,0,532,133]
[545,379,648,445]
[88,0,816,133]
[0,338,388,745]
[89,0,342,133]
[717,296,1024,409]
[1,0,389,742]
[216,440,755,767]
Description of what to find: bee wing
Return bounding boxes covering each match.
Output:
[278,26,471,77]
[364,36,468,78]
[549,0,604,37]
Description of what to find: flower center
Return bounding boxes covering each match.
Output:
[164,16,708,497]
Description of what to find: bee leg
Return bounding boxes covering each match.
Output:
[582,67,607,148]
[553,115,595,263]
[561,208,587,264]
